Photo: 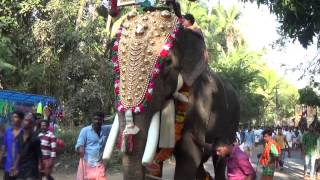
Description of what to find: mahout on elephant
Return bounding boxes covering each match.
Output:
[103,2,240,180]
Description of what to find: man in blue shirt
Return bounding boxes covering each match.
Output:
[75,112,111,180]
[244,127,255,157]
[0,111,24,180]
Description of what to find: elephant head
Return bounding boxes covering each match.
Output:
[103,9,208,180]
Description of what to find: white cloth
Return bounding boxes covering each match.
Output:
[236,131,241,142]
[298,131,303,143]
[286,131,294,142]
[159,100,175,148]
[254,129,262,143]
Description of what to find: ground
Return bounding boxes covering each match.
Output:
[0,145,306,179]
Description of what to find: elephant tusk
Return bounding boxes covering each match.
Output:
[176,73,184,92]
[159,100,175,148]
[173,92,189,103]
[142,112,160,165]
[173,73,189,103]
[103,114,120,160]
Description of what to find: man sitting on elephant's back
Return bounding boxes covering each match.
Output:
[182,13,209,63]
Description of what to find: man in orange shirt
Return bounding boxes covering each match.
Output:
[260,129,281,180]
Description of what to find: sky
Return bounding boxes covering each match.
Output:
[211,0,320,88]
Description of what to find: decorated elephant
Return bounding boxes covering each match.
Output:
[103,5,240,180]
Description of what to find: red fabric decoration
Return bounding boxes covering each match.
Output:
[160,49,169,58]
[56,138,65,152]
[112,56,118,63]
[110,0,119,17]
[145,93,152,102]
[112,44,118,51]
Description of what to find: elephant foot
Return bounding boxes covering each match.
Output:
[145,161,163,179]
[145,174,162,180]
[196,164,214,180]
[212,155,227,180]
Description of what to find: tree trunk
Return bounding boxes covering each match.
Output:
[76,0,87,29]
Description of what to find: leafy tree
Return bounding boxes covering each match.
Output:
[180,1,244,63]
[298,86,320,106]
[0,0,116,123]
[182,2,299,125]
[1,0,301,126]
[181,3,264,122]
[239,1,320,94]
[213,43,269,123]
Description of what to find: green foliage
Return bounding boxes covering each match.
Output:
[212,44,266,121]
[181,1,243,62]
[298,86,320,106]
[182,2,299,125]
[57,126,80,154]
[0,0,115,123]
[242,0,320,48]
[1,0,302,126]
[240,1,320,91]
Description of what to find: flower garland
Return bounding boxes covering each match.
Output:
[112,19,182,114]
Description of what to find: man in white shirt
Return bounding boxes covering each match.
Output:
[286,129,294,148]
[283,127,288,136]
[285,128,294,158]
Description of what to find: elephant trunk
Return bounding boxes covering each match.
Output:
[121,111,160,180]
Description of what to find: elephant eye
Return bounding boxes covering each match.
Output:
[165,59,172,66]
[162,59,173,76]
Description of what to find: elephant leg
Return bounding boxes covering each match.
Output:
[196,163,209,180]
[174,131,202,180]
[196,154,212,180]
[212,153,226,180]
[122,153,145,180]
[145,161,163,180]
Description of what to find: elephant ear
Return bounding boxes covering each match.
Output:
[176,28,207,86]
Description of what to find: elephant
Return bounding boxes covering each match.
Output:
[103,8,240,180]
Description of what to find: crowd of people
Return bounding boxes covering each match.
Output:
[0,111,57,180]
[1,110,320,180]
[234,116,320,180]
[0,109,110,180]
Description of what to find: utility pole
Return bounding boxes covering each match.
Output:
[275,84,279,125]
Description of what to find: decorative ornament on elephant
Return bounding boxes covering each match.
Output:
[103,2,240,180]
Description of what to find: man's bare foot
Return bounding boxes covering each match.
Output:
[305,174,309,180]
